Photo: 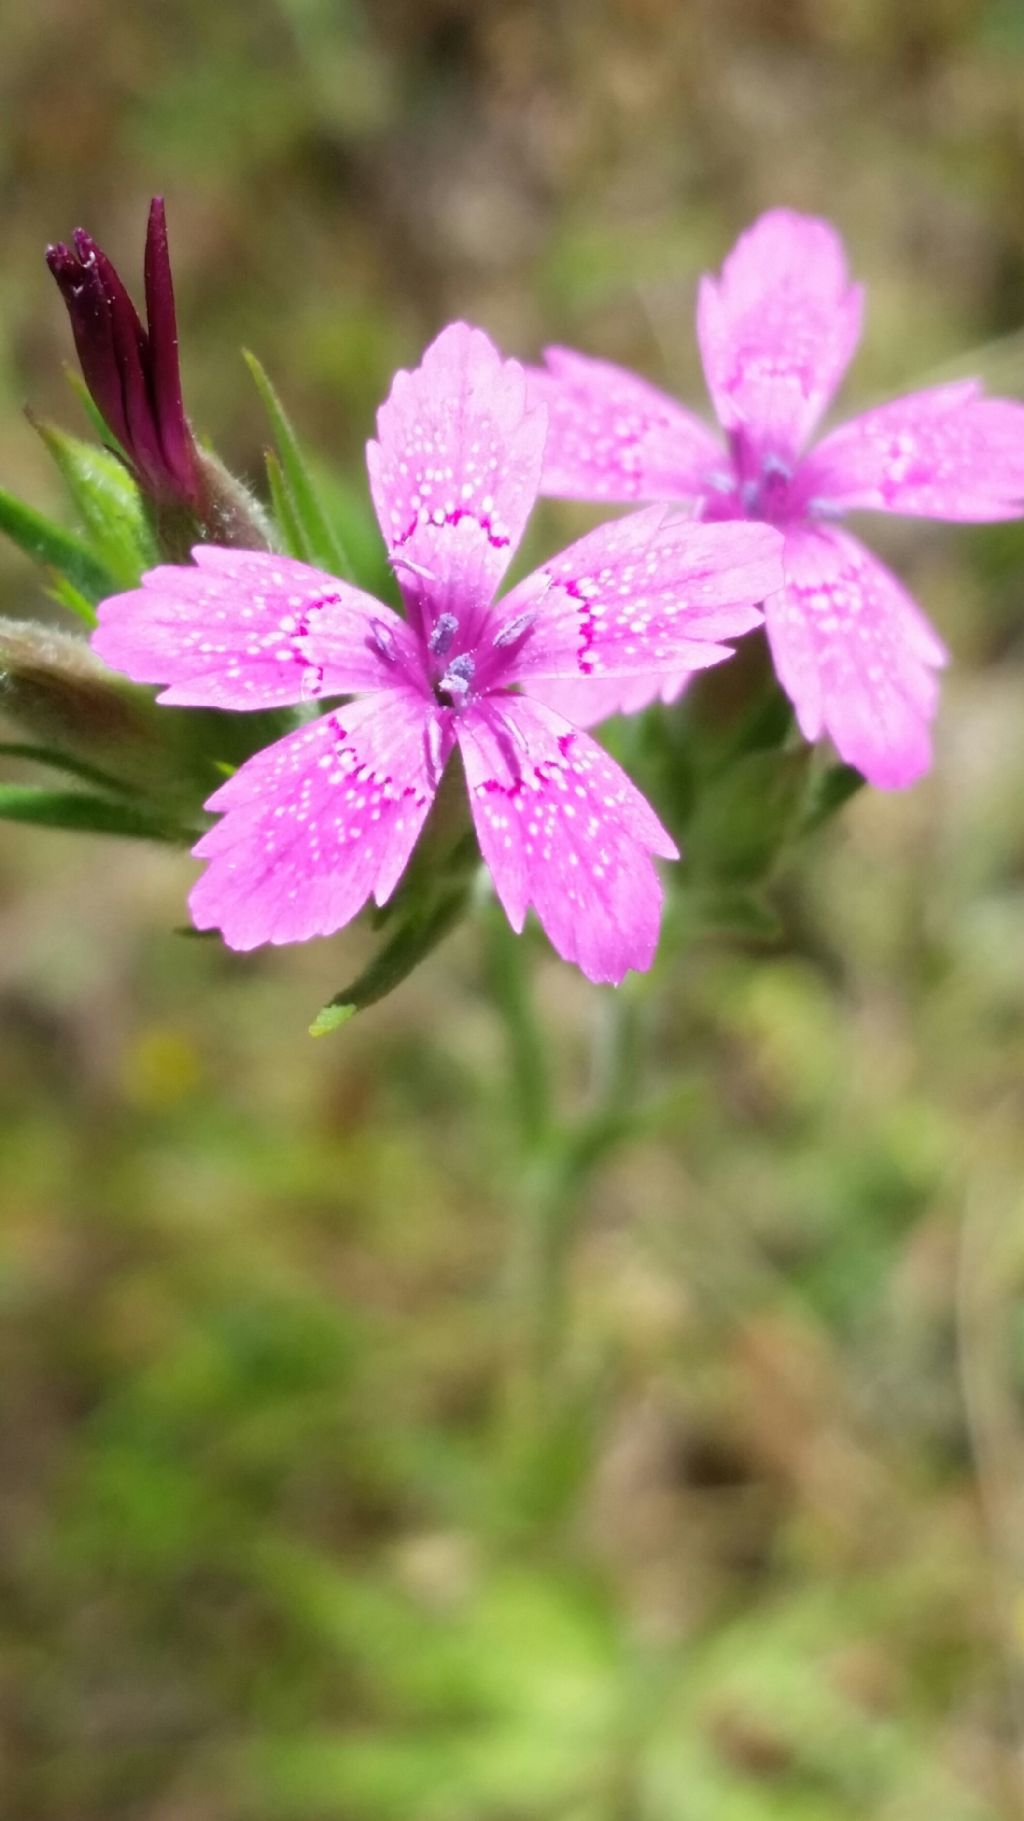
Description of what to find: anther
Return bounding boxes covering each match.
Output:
[370,618,397,662]
[426,715,445,780]
[391,551,437,582]
[438,652,475,700]
[429,612,459,658]
[493,609,536,649]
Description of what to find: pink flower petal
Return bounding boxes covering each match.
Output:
[497,507,779,686]
[190,690,447,948]
[93,548,411,708]
[527,671,689,729]
[797,381,1024,521]
[766,525,947,789]
[367,322,547,638]
[457,694,677,985]
[697,210,863,461]
[527,346,722,502]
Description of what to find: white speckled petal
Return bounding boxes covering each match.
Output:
[697,210,863,461]
[457,693,677,986]
[498,508,779,686]
[766,525,947,790]
[189,690,448,948]
[367,322,547,634]
[92,547,412,708]
[525,670,690,728]
[797,382,1024,521]
[527,346,722,503]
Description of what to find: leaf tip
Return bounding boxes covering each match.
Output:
[309,1001,356,1038]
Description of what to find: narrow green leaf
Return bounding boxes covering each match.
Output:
[801,761,866,835]
[0,486,117,604]
[0,784,195,843]
[45,574,99,628]
[265,449,308,561]
[244,350,354,579]
[33,419,158,585]
[64,365,126,454]
[309,1001,357,1037]
[311,884,469,1034]
[0,741,140,797]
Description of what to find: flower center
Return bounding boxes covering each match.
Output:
[702,433,797,526]
[420,607,537,709]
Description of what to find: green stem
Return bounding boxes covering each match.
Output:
[488,908,646,1472]
[485,905,552,1154]
[525,988,642,1389]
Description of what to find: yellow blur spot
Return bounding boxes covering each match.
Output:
[123,1027,203,1109]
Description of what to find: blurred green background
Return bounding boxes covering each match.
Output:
[5,2,1024,1816]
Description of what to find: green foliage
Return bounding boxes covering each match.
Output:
[245,350,355,578]
[311,878,474,1034]
[2,4,1023,1818]
[0,484,116,613]
[31,419,159,585]
[801,762,867,835]
[0,781,195,841]
[0,739,142,795]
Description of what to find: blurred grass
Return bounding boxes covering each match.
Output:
[4,1,1024,1816]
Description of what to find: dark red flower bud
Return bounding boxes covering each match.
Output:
[46,199,202,512]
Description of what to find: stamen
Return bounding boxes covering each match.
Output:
[426,714,445,780]
[493,609,535,649]
[429,612,459,657]
[761,452,792,482]
[369,618,397,662]
[391,551,437,582]
[438,652,475,700]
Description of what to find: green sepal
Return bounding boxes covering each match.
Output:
[311,880,471,1035]
[64,364,126,455]
[0,783,196,844]
[31,417,158,586]
[244,350,354,579]
[0,485,117,605]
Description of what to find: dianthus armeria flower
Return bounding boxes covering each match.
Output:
[92,324,781,983]
[528,209,1024,786]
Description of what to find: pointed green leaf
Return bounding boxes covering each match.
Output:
[265,449,308,561]
[800,761,865,835]
[45,574,99,627]
[0,741,140,797]
[0,783,196,843]
[33,419,158,585]
[0,485,117,605]
[311,883,470,1034]
[244,350,354,579]
[64,365,128,457]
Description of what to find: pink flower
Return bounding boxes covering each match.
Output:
[529,210,1024,787]
[92,324,782,983]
